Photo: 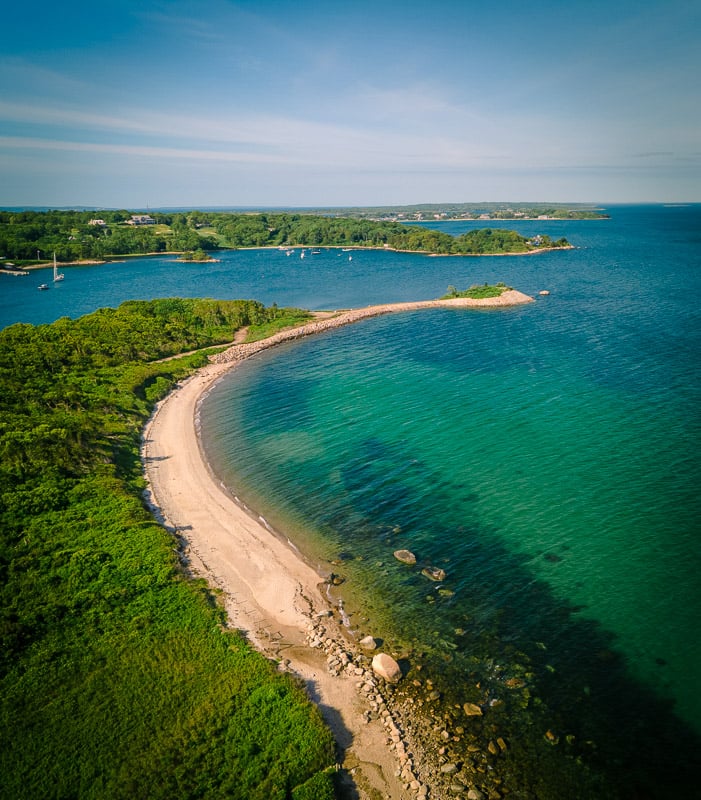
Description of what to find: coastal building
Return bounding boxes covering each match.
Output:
[127,214,156,226]
[88,219,107,226]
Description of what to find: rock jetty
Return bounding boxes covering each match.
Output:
[211,293,534,367]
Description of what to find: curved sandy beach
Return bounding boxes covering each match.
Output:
[141,292,533,799]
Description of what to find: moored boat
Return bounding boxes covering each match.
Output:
[53,253,64,282]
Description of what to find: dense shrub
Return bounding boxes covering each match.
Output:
[0,299,335,799]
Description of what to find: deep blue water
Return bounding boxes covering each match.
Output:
[3,205,700,796]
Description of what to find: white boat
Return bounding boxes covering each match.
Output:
[38,283,49,290]
[53,253,64,282]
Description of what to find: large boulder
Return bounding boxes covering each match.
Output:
[372,653,403,683]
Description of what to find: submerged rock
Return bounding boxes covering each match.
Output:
[544,729,560,745]
[463,702,483,717]
[393,549,417,565]
[359,635,378,651]
[422,566,447,582]
[372,652,403,683]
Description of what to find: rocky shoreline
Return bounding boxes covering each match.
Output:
[299,601,510,800]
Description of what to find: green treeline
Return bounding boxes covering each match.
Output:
[0,209,570,262]
[0,299,335,800]
[0,210,219,262]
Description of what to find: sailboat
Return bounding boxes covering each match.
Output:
[53,253,64,282]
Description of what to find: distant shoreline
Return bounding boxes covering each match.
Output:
[227,243,575,257]
[7,241,572,273]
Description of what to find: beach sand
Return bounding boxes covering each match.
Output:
[141,292,534,799]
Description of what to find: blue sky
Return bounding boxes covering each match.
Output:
[1,0,699,207]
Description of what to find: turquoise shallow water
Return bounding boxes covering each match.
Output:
[197,206,701,795]
[3,205,700,794]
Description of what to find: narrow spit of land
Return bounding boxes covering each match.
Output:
[142,291,534,800]
[210,290,534,366]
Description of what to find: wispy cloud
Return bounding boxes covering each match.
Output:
[0,98,508,169]
[0,137,293,164]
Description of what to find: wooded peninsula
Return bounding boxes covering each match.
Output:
[0,209,571,265]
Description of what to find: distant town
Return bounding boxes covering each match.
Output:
[317,202,609,222]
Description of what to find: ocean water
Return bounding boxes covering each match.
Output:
[3,206,700,794]
[197,206,701,796]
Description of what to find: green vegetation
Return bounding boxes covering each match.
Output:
[443,282,513,299]
[0,210,219,262]
[0,299,336,799]
[178,248,217,262]
[0,209,572,262]
[209,215,570,254]
[245,307,314,342]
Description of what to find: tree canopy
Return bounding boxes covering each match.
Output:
[0,209,571,262]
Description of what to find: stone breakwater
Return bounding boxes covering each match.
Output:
[210,291,534,366]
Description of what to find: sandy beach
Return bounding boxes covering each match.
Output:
[141,292,534,799]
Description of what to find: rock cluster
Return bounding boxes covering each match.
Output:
[378,669,514,800]
[301,608,514,799]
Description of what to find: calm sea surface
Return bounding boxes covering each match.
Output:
[3,205,700,795]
